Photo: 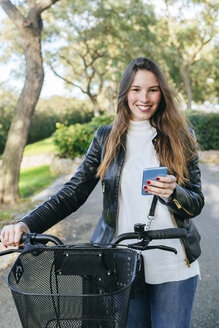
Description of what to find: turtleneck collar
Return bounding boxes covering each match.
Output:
[128,119,157,139]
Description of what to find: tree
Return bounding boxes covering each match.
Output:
[0,0,59,204]
[156,0,218,108]
[44,0,157,115]
[48,39,106,117]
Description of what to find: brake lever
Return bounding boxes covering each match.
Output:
[143,245,177,254]
[128,242,177,254]
[0,247,24,257]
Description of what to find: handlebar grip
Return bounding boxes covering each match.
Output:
[20,233,64,245]
[147,228,187,240]
[0,231,63,246]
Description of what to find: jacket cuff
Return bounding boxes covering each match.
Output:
[159,184,194,218]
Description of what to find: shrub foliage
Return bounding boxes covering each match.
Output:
[1,92,218,156]
[186,111,219,150]
[53,114,115,159]
[0,96,94,154]
[53,111,219,159]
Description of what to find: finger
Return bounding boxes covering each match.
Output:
[8,228,15,246]
[146,186,173,198]
[145,189,171,199]
[14,228,23,246]
[1,227,9,243]
[146,180,176,190]
[155,175,176,183]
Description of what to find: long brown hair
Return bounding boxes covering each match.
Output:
[97,57,197,186]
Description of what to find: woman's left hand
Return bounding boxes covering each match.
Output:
[145,175,176,199]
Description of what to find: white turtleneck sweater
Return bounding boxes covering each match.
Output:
[117,120,200,284]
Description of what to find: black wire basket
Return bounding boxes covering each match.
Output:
[7,246,138,328]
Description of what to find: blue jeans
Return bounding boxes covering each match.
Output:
[126,276,198,328]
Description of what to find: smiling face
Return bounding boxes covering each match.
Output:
[127,69,161,121]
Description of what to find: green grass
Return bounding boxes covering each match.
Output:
[0,137,56,158]
[19,165,58,198]
[0,201,39,227]
[0,139,59,225]
[23,137,56,156]
[0,209,14,222]
[0,165,58,226]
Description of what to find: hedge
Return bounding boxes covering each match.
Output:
[0,97,94,154]
[0,107,14,154]
[53,111,219,159]
[27,108,93,144]
[186,111,219,150]
[53,114,115,159]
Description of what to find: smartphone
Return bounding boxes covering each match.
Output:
[141,166,168,195]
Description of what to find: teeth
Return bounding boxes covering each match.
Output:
[137,105,151,110]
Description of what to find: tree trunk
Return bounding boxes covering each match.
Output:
[0,28,44,204]
[106,85,116,114]
[90,95,100,117]
[180,65,193,110]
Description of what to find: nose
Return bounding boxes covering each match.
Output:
[139,90,149,102]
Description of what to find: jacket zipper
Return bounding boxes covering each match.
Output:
[173,199,192,267]
[173,198,193,216]
[113,143,126,239]
[179,239,191,268]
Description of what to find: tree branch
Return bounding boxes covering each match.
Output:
[32,0,59,14]
[190,37,212,64]
[48,62,87,94]
[0,0,24,29]
[26,0,59,26]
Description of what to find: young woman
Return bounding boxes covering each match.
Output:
[1,57,204,328]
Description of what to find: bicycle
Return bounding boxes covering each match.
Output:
[0,224,187,328]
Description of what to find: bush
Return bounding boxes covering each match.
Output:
[0,89,17,153]
[27,97,94,144]
[186,111,219,150]
[0,95,94,154]
[54,111,219,159]
[0,107,13,154]
[53,113,115,159]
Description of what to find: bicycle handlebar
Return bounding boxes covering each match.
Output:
[0,231,64,246]
[148,228,187,240]
[20,233,64,246]
[0,227,187,256]
[112,228,187,245]
[0,232,64,256]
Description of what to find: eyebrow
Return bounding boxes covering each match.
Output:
[130,85,160,88]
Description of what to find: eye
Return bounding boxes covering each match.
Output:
[130,88,140,92]
[150,89,159,93]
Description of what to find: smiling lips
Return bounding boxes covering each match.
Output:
[136,105,152,112]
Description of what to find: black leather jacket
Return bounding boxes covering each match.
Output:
[20,125,204,264]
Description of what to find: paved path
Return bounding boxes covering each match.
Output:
[0,163,218,327]
[191,164,219,328]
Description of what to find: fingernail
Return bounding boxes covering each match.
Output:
[147,180,151,184]
[143,185,148,189]
[156,177,160,181]
[4,244,8,248]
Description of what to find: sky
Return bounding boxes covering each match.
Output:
[0,60,70,98]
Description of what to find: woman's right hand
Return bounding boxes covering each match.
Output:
[0,222,30,247]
